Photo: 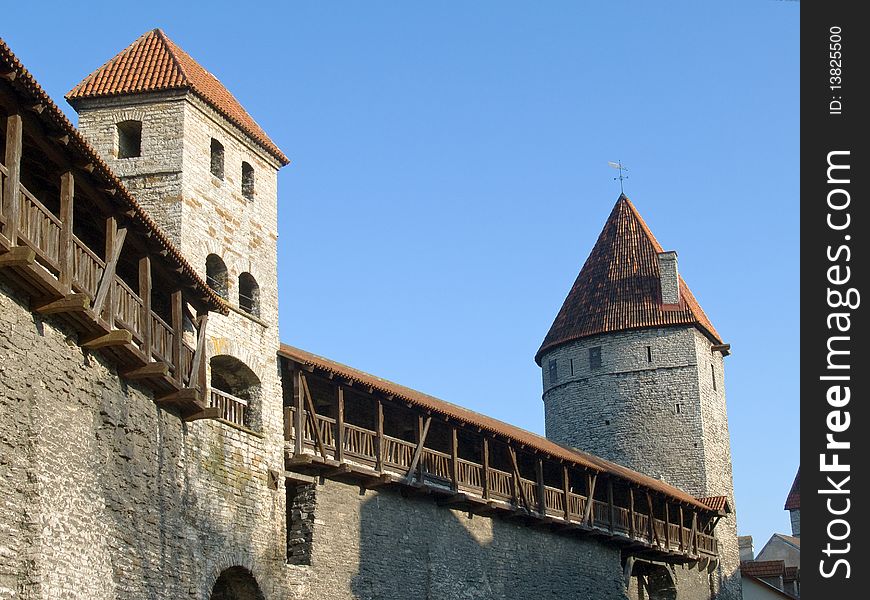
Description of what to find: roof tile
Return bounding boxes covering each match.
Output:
[784,467,800,510]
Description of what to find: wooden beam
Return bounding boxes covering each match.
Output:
[34,293,89,315]
[647,492,660,546]
[335,385,345,462]
[3,113,22,244]
[58,171,74,292]
[188,314,208,390]
[562,465,571,521]
[375,398,384,472]
[508,446,530,512]
[405,416,431,480]
[582,473,597,525]
[184,407,221,422]
[679,505,685,552]
[300,373,328,459]
[690,511,698,555]
[629,487,635,539]
[82,329,132,349]
[536,458,546,515]
[92,224,127,317]
[122,362,169,380]
[156,387,199,405]
[0,246,35,268]
[607,479,615,534]
[139,256,152,360]
[293,370,304,456]
[451,427,459,491]
[482,437,490,500]
[171,290,183,383]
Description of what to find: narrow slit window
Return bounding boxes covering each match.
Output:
[210,138,225,179]
[646,346,652,363]
[711,364,717,391]
[241,161,255,200]
[675,403,683,414]
[116,120,142,158]
[569,358,574,376]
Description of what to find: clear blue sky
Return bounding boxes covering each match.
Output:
[4,0,799,551]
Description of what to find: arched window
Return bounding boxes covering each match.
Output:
[238,272,260,317]
[210,138,224,179]
[205,254,228,299]
[209,355,262,429]
[241,161,255,200]
[117,120,142,158]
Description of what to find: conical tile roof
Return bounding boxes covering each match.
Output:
[66,29,289,165]
[536,194,722,363]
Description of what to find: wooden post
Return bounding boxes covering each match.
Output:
[482,437,490,500]
[647,492,659,546]
[100,217,116,321]
[300,374,327,459]
[407,415,431,482]
[536,458,546,515]
[3,113,22,244]
[583,473,597,526]
[629,487,635,539]
[293,370,304,456]
[138,255,152,360]
[679,505,685,552]
[664,502,671,549]
[450,426,459,491]
[171,290,183,382]
[691,511,698,555]
[189,313,208,392]
[375,399,384,472]
[58,171,74,292]
[335,385,345,462]
[562,465,570,521]
[607,479,615,533]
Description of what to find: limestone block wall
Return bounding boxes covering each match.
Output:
[0,282,293,600]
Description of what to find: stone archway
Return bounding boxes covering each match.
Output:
[210,566,265,600]
[631,561,677,600]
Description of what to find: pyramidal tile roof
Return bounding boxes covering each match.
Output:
[784,467,800,510]
[536,194,722,363]
[66,29,289,165]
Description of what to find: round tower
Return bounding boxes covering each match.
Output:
[537,194,740,599]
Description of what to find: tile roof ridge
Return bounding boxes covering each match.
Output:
[154,28,190,83]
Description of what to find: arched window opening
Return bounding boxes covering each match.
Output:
[210,566,265,600]
[241,161,255,200]
[117,120,142,158]
[209,355,262,429]
[238,272,260,317]
[210,138,225,179]
[206,254,228,299]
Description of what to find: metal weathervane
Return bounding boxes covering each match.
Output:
[608,160,629,194]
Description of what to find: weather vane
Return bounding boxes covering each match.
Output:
[608,160,629,194]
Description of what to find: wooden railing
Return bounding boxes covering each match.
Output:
[17,184,61,273]
[150,313,174,364]
[209,388,248,428]
[113,277,143,341]
[71,235,104,299]
[284,407,719,558]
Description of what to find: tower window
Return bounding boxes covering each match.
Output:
[589,346,602,370]
[239,272,260,317]
[241,161,255,200]
[116,120,142,158]
[711,364,717,391]
[646,346,652,363]
[205,254,228,299]
[569,358,574,376]
[674,403,683,414]
[210,138,225,179]
[548,359,558,384]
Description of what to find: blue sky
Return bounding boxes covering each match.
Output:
[3,1,799,550]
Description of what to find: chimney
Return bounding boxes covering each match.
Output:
[657,251,680,305]
[738,536,755,562]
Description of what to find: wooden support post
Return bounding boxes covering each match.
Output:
[293,370,304,456]
[375,398,384,472]
[665,502,671,549]
[300,373,328,459]
[562,465,570,520]
[3,113,22,244]
[647,492,660,546]
[607,479,615,533]
[679,506,685,552]
[509,446,530,512]
[536,458,545,515]
[450,426,459,491]
[629,487,635,539]
[482,437,490,500]
[171,290,183,383]
[690,511,698,555]
[58,171,74,292]
[138,256,152,360]
[189,314,208,391]
[94,219,127,319]
[583,473,597,525]
[335,385,345,462]
[406,416,431,481]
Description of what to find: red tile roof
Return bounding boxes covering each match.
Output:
[66,29,289,165]
[741,560,786,578]
[784,467,799,510]
[280,344,717,512]
[0,37,227,314]
[536,194,722,364]
[697,495,731,513]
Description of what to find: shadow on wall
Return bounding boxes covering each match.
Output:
[347,487,629,600]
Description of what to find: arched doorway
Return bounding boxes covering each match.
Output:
[209,355,261,429]
[210,566,264,600]
[631,561,677,600]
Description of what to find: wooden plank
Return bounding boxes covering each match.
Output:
[664,502,671,548]
[375,399,384,472]
[583,473,597,525]
[335,385,345,462]
[189,314,209,390]
[690,511,698,555]
[92,225,127,317]
[629,486,635,539]
[300,373,328,459]
[82,329,132,349]
[451,427,459,491]
[536,458,545,515]
[0,246,35,268]
[608,479,615,533]
[293,370,303,456]
[508,446,530,512]
[171,290,183,383]
[562,465,570,521]
[156,387,198,405]
[139,256,152,360]
[405,416,431,480]
[122,362,169,380]
[647,492,660,546]
[3,113,22,244]
[34,293,89,315]
[58,171,74,292]
[679,506,685,552]
[184,407,220,422]
[482,437,490,500]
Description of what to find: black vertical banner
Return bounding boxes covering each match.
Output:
[802,2,868,598]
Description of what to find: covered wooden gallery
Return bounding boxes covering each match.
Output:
[0,38,226,416]
[280,345,729,564]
